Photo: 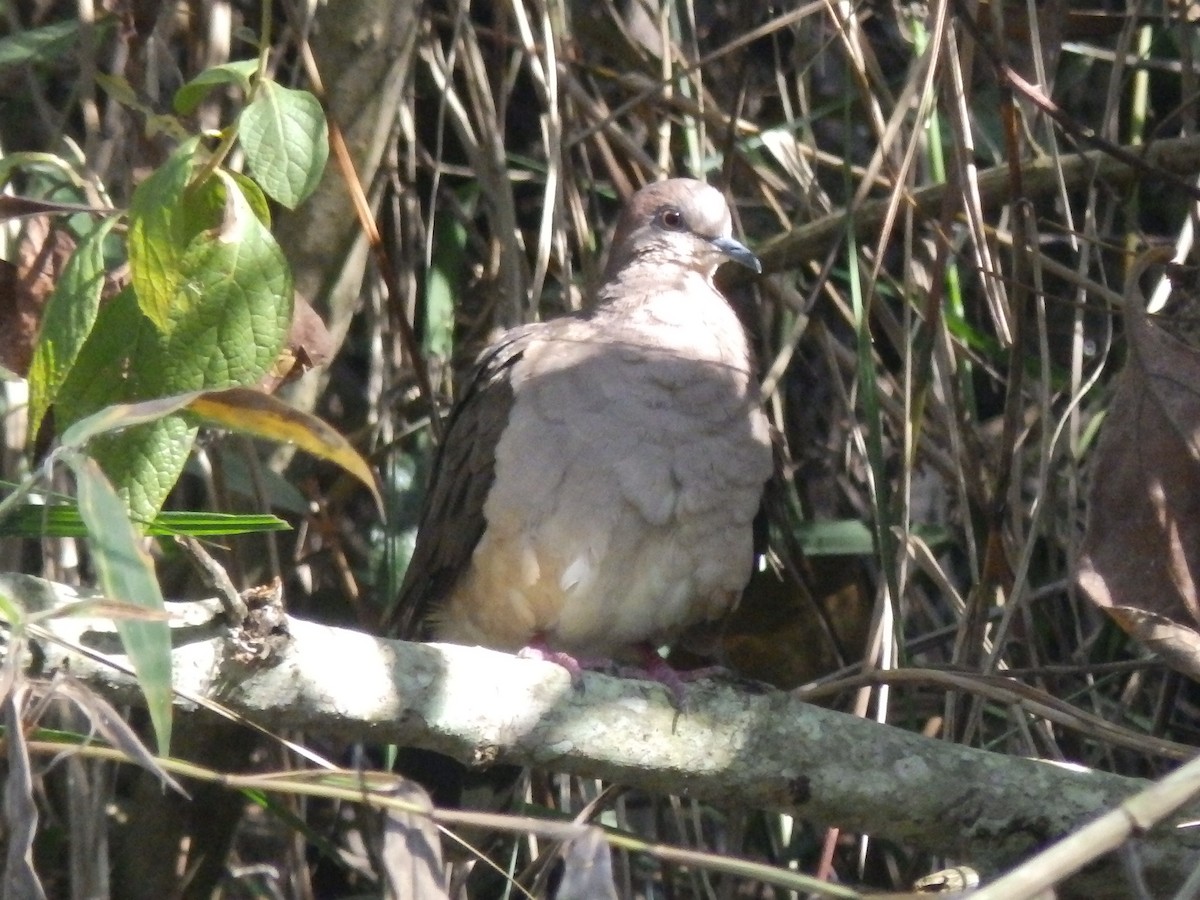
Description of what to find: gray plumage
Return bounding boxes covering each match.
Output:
[393,178,771,661]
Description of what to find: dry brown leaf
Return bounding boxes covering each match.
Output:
[1102,607,1200,682]
[0,217,75,377]
[713,556,872,690]
[0,258,21,375]
[257,293,333,392]
[1077,255,1200,676]
[3,687,46,900]
[556,826,618,900]
[379,782,448,900]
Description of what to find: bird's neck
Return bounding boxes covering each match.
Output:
[591,264,751,368]
[595,263,717,312]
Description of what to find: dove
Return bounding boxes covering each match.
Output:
[391,178,771,689]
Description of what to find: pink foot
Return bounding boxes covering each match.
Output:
[626,644,726,709]
[517,638,724,708]
[517,637,609,689]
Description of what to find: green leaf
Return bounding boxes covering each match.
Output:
[173,59,259,115]
[0,504,288,539]
[239,82,328,208]
[59,391,205,450]
[0,590,22,627]
[0,152,88,192]
[52,290,196,522]
[57,163,295,522]
[0,19,92,70]
[65,453,173,754]
[87,418,198,523]
[28,217,119,436]
[95,72,142,109]
[127,138,206,331]
[95,73,188,142]
[794,519,951,557]
[425,216,467,359]
[149,511,289,536]
[795,519,876,557]
[225,169,271,227]
[155,170,293,381]
[130,144,278,335]
[55,287,153,419]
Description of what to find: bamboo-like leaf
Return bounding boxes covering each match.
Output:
[0,503,288,539]
[65,453,173,754]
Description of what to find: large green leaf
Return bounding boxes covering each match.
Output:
[86,419,199,522]
[27,216,119,436]
[55,287,155,419]
[57,169,294,521]
[55,297,198,522]
[154,170,293,385]
[239,82,328,209]
[127,137,206,331]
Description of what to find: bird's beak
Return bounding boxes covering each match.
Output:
[710,236,762,274]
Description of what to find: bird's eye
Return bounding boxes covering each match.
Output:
[659,208,685,230]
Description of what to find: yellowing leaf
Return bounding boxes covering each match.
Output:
[187,388,381,511]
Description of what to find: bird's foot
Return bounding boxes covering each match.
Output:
[619,644,727,710]
[517,639,609,690]
[517,639,726,708]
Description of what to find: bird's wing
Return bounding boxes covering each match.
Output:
[388,325,536,640]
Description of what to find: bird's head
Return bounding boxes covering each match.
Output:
[602,179,761,284]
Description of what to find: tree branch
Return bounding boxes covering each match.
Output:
[732,133,1200,283]
[9,573,1200,899]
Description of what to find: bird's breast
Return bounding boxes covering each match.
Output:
[433,314,772,658]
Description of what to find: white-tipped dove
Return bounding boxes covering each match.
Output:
[392,178,771,690]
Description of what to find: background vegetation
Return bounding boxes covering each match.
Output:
[2,0,1200,897]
